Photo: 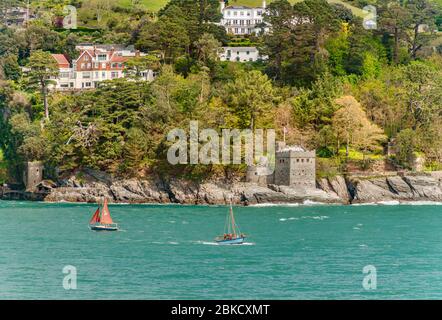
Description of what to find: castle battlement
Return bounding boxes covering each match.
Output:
[246,142,316,189]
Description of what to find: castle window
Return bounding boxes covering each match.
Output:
[296,159,299,162]
[301,159,304,163]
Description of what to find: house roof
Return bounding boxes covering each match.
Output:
[110,55,128,63]
[51,54,69,66]
[225,6,253,9]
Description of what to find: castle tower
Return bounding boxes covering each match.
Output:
[274,146,316,188]
[23,161,43,191]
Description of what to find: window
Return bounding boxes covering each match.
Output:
[87,63,91,68]
[111,63,117,68]
[80,63,85,69]
[94,63,99,68]
[111,71,118,79]
[102,63,106,68]
[95,71,99,78]
[84,55,89,61]
[98,54,107,61]
[102,72,106,78]
[82,72,91,79]
[59,72,70,78]
[118,63,123,68]
[246,51,250,55]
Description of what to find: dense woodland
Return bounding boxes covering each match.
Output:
[1,0,442,185]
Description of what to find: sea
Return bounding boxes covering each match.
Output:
[0,200,441,299]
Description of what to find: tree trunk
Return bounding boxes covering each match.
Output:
[43,84,49,120]
[393,27,399,65]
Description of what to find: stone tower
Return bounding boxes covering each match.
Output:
[274,146,316,188]
[23,161,43,191]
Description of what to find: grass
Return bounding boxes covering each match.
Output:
[117,0,169,11]
[116,0,365,17]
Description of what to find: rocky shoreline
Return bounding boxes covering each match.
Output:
[31,169,442,206]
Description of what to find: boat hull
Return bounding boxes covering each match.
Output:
[216,237,245,245]
[89,224,119,231]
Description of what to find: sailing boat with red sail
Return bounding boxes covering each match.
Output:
[215,200,245,245]
[89,198,119,231]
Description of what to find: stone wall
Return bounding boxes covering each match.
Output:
[23,161,43,191]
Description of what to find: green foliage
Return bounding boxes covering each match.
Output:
[2,0,442,183]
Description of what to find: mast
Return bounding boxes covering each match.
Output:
[229,201,237,237]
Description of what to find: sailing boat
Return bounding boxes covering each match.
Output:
[89,198,119,231]
[215,200,245,245]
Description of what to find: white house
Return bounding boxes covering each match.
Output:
[219,0,270,35]
[219,47,267,62]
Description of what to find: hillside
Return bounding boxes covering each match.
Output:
[118,0,365,17]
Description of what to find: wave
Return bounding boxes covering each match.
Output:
[194,240,255,246]
[279,215,328,222]
[251,200,332,207]
[352,201,442,206]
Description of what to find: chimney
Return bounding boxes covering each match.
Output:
[262,0,266,9]
[220,0,225,13]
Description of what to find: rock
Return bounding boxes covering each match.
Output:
[40,169,442,205]
[403,175,442,200]
[386,176,414,198]
[110,179,169,203]
[328,176,351,203]
[352,178,397,203]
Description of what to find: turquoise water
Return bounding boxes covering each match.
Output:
[0,201,441,299]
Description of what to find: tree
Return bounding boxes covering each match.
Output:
[225,70,276,130]
[395,128,419,168]
[396,61,442,129]
[27,50,59,120]
[378,1,410,64]
[136,6,190,64]
[124,55,160,80]
[332,96,386,157]
[194,33,222,67]
[1,54,21,81]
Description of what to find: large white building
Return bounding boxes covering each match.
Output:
[219,46,267,62]
[219,0,270,35]
[50,45,155,90]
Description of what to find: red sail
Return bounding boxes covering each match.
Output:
[100,198,114,224]
[89,208,100,224]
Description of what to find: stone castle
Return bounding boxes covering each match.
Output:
[246,142,316,188]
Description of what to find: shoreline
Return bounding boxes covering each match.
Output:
[3,199,442,207]
[3,170,442,206]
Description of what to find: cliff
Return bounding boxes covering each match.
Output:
[40,170,442,205]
